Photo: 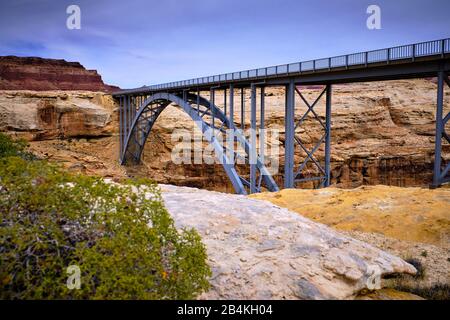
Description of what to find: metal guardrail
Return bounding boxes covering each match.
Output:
[148,38,450,90]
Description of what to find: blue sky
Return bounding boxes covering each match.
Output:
[0,0,449,88]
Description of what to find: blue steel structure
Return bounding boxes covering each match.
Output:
[113,38,450,194]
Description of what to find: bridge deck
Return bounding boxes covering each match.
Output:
[113,38,450,96]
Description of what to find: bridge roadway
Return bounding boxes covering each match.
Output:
[113,38,450,194]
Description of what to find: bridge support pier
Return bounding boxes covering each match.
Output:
[250,84,257,194]
[324,84,332,187]
[119,96,123,161]
[284,82,332,189]
[284,80,295,188]
[433,70,450,187]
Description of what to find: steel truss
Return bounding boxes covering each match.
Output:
[433,70,450,187]
[118,91,279,195]
[284,80,332,188]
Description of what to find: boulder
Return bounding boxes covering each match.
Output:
[159,184,416,300]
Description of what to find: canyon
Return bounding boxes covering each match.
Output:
[1,56,449,299]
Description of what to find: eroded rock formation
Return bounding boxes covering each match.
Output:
[160,184,416,299]
[0,91,117,140]
[0,56,119,92]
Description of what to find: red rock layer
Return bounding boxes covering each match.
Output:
[0,56,119,92]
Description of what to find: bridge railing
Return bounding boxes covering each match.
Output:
[149,38,450,90]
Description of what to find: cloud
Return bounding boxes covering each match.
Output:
[1,0,449,88]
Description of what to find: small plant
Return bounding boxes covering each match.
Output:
[420,250,428,258]
[384,257,449,300]
[404,258,426,279]
[0,151,211,299]
[0,133,36,160]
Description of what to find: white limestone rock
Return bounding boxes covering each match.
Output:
[159,184,416,300]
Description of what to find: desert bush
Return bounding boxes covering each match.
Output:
[393,283,450,300]
[0,133,36,160]
[386,257,449,300]
[0,155,210,299]
[404,258,426,280]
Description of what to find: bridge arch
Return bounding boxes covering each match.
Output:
[120,92,279,195]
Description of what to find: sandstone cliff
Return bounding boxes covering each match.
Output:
[0,56,119,92]
[0,91,117,140]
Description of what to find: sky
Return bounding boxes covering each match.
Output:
[0,0,449,89]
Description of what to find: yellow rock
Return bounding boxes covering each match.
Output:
[250,185,450,247]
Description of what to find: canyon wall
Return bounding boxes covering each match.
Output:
[0,56,119,92]
[0,90,117,141]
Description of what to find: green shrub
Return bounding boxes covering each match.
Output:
[0,133,36,160]
[0,157,211,299]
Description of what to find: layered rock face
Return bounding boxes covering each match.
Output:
[0,91,117,140]
[0,56,119,92]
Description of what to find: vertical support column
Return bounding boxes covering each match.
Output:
[229,84,234,126]
[123,95,128,162]
[127,95,131,142]
[128,95,133,160]
[134,96,139,157]
[260,86,265,165]
[433,71,445,188]
[197,88,200,115]
[210,88,215,133]
[241,88,245,131]
[284,80,295,189]
[324,84,332,187]
[119,96,123,161]
[224,88,227,116]
[138,96,142,146]
[250,84,257,193]
[228,85,235,166]
[138,96,143,145]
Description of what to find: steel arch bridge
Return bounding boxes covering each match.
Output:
[119,91,279,195]
[114,38,450,194]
